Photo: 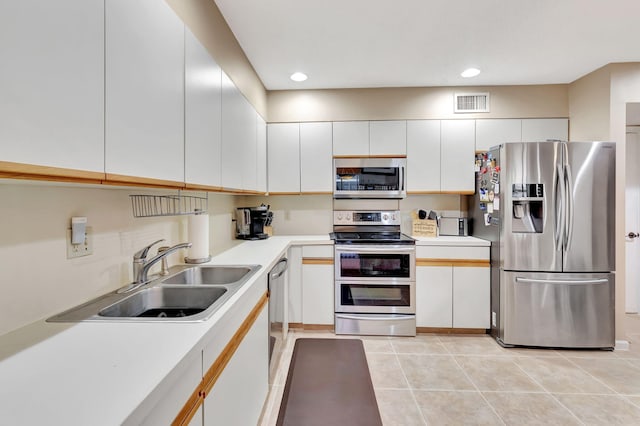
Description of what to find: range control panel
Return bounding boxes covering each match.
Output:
[333,210,401,226]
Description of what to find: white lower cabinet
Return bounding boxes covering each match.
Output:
[416,244,489,329]
[203,306,269,426]
[301,246,334,326]
[416,266,452,328]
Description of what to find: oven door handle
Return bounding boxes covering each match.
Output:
[335,313,415,321]
[336,246,415,253]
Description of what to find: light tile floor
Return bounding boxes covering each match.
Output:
[260,314,640,425]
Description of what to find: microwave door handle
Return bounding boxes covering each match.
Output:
[401,166,405,191]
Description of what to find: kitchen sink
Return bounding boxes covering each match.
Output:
[161,266,255,285]
[47,264,261,323]
[99,286,228,318]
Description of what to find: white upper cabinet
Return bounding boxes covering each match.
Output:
[267,123,301,193]
[333,120,406,156]
[0,0,104,172]
[105,0,185,183]
[221,72,245,190]
[300,122,333,193]
[256,115,267,193]
[369,121,407,156]
[407,120,441,192]
[184,28,222,188]
[240,97,258,192]
[475,119,522,152]
[332,121,369,156]
[440,120,476,193]
[521,118,568,142]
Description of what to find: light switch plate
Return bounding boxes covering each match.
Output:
[67,226,93,259]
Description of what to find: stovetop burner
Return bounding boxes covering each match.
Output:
[330,231,415,245]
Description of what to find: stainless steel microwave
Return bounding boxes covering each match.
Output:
[334,158,407,199]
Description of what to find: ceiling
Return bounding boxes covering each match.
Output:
[214,0,640,91]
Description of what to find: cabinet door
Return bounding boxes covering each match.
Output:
[204,307,268,426]
[256,115,267,193]
[287,246,303,324]
[105,0,184,183]
[267,123,300,193]
[0,0,104,173]
[370,121,407,156]
[184,28,222,188]
[440,120,475,193]
[416,266,453,327]
[332,121,369,156]
[300,122,333,193]
[240,99,258,192]
[302,264,334,325]
[407,120,441,192]
[475,119,522,152]
[453,266,490,329]
[521,118,569,142]
[220,72,245,190]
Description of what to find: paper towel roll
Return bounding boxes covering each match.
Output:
[188,213,210,261]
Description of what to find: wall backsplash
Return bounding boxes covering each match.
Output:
[0,182,238,336]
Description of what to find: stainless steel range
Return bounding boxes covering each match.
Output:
[330,210,416,336]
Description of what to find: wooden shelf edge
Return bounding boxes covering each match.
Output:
[184,183,223,192]
[408,190,475,195]
[333,155,406,159]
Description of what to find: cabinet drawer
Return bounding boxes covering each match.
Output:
[416,245,489,261]
[302,245,334,259]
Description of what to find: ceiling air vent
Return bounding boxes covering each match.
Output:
[454,92,490,113]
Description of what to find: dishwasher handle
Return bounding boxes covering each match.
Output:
[269,257,288,280]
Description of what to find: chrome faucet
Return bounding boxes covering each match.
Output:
[118,239,192,293]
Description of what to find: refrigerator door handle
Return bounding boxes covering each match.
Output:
[554,164,565,251]
[564,163,574,250]
[515,277,609,285]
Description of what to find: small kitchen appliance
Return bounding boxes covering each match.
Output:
[439,217,469,236]
[236,205,269,240]
[330,210,416,336]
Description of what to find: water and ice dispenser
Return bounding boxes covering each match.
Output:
[511,184,543,233]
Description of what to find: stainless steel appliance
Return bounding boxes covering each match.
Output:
[268,257,288,382]
[236,205,269,240]
[334,158,407,199]
[469,141,615,349]
[439,217,469,236]
[330,210,416,336]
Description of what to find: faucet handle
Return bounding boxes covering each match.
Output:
[133,239,165,261]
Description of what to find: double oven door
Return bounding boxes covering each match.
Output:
[334,244,416,314]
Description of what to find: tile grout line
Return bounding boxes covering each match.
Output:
[511,357,586,426]
[562,355,621,395]
[447,351,508,426]
[391,341,429,426]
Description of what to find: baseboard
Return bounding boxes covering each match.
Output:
[615,340,630,351]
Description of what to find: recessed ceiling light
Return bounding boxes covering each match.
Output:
[290,72,308,82]
[461,68,481,78]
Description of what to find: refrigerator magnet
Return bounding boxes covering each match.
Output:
[487,203,494,213]
[493,198,500,210]
[494,183,500,194]
[484,213,491,226]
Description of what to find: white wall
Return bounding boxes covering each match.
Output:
[0,182,238,336]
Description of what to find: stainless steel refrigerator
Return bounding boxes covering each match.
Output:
[469,141,615,349]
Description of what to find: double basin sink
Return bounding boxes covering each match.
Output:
[47,264,261,323]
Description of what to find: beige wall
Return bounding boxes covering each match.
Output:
[165,0,267,118]
[267,85,569,123]
[0,182,238,336]
[568,65,612,141]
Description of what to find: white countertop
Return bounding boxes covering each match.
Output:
[0,235,330,426]
[0,233,487,424]
[412,235,490,246]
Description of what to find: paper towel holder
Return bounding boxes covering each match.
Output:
[185,209,212,264]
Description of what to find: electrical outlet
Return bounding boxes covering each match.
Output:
[67,226,93,259]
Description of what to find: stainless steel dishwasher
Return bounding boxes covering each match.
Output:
[268,257,288,382]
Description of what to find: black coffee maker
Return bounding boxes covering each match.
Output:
[236,205,269,240]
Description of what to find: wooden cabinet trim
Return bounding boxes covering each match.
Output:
[302,258,334,265]
[0,161,105,183]
[184,183,223,192]
[172,291,268,426]
[417,258,490,267]
[333,154,406,159]
[104,173,185,189]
